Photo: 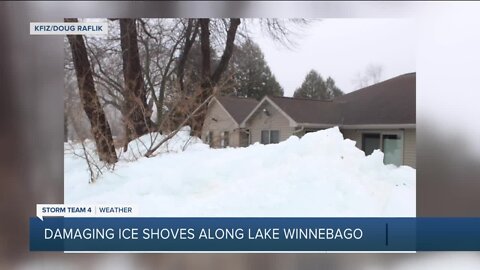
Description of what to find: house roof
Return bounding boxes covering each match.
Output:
[215,72,416,128]
[262,73,416,127]
[266,96,341,125]
[215,96,259,124]
[336,72,416,125]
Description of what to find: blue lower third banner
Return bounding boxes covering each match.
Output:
[29,218,480,252]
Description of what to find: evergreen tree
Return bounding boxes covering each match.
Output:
[294,70,343,100]
[325,76,344,98]
[227,39,284,99]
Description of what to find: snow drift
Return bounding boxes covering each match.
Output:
[64,127,415,217]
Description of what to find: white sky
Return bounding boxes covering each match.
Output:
[250,19,416,96]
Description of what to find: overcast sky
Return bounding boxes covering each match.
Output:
[250,19,416,96]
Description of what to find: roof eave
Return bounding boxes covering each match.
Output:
[240,96,298,128]
[340,123,416,129]
[210,97,241,127]
[297,123,416,129]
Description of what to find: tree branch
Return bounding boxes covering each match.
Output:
[144,93,215,157]
[211,18,241,85]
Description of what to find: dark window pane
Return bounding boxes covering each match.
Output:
[208,131,213,147]
[261,130,269,144]
[362,133,380,155]
[240,131,249,147]
[270,130,280,143]
[223,131,229,147]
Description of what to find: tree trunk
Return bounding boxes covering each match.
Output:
[64,104,68,142]
[199,19,212,85]
[119,19,153,144]
[211,18,241,85]
[177,19,199,94]
[65,18,118,164]
[190,18,241,136]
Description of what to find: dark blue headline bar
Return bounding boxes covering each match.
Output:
[29,218,480,251]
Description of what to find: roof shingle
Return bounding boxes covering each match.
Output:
[267,96,341,124]
[215,96,259,124]
[336,72,416,125]
[215,72,416,127]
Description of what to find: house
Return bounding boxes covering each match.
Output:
[202,73,416,168]
[201,96,258,148]
[335,72,416,168]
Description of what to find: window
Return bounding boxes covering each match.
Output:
[206,131,213,147]
[270,130,280,144]
[261,130,280,144]
[221,131,229,148]
[362,133,381,156]
[240,130,250,147]
[261,130,270,144]
[382,134,403,166]
[362,132,404,166]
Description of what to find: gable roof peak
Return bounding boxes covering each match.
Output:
[213,95,259,124]
[267,95,335,103]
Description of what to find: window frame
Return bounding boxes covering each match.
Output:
[240,129,250,147]
[261,129,280,145]
[261,130,269,144]
[206,131,213,147]
[361,133,381,156]
[360,130,404,165]
[270,130,280,144]
[221,131,230,148]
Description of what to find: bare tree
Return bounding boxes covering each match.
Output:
[145,92,216,157]
[138,19,185,127]
[185,18,241,136]
[365,64,383,84]
[85,19,189,136]
[177,19,200,94]
[64,103,68,142]
[171,18,311,136]
[65,18,118,164]
[119,19,154,146]
[66,18,311,159]
[256,19,311,48]
[353,63,384,89]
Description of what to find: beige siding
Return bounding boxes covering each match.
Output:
[403,129,416,168]
[246,102,295,144]
[340,128,416,168]
[201,101,240,148]
[341,129,361,147]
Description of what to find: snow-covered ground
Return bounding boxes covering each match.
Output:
[64,127,415,217]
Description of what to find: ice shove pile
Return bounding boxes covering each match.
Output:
[64,126,415,217]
